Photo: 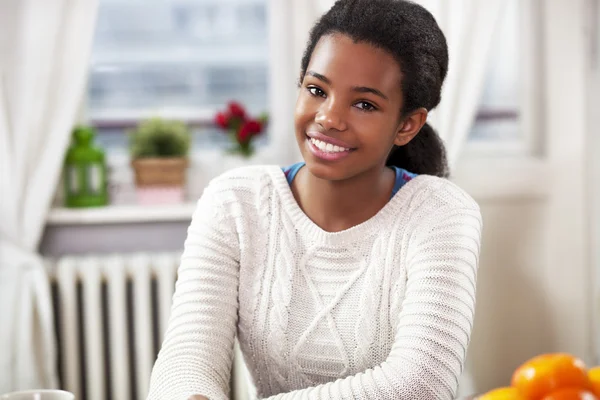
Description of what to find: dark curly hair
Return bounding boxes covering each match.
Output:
[300,0,450,177]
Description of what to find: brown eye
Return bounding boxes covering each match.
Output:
[354,101,376,112]
[307,86,326,97]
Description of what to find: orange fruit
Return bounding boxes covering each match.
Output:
[478,387,528,399]
[589,367,600,397]
[541,388,598,400]
[511,353,592,399]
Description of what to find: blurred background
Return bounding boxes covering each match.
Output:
[1,0,599,399]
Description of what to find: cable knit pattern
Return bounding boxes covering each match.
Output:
[147,165,482,400]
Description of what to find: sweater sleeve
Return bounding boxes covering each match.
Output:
[146,182,241,400]
[264,206,482,400]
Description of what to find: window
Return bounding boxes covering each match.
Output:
[88,0,536,155]
[469,0,519,142]
[87,0,269,151]
[468,0,540,155]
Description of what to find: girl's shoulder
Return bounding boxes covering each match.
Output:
[403,174,480,215]
[212,164,281,183]
[201,164,283,202]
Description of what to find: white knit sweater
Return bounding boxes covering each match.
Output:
[147,165,482,400]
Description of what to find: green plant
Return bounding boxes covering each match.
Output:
[128,118,192,159]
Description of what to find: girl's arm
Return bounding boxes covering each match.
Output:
[265,206,482,400]
[146,182,241,400]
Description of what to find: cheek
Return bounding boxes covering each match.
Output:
[352,113,388,135]
[294,93,316,123]
[353,114,399,147]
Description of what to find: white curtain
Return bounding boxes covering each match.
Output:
[416,0,506,168]
[0,0,98,393]
[267,0,335,165]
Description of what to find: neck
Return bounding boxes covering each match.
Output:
[293,164,395,232]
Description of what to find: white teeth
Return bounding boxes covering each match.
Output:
[309,138,350,153]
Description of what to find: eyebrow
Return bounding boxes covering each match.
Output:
[306,71,331,84]
[306,70,389,101]
[351,86,389,101]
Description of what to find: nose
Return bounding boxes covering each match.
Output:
[315,98,347,131]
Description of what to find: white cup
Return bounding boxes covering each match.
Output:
[0,390,74,400]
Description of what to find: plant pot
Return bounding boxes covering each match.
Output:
[131,157,188,205]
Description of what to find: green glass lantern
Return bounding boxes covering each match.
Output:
[63,126,108,208]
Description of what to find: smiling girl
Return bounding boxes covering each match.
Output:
[147,0,482,399]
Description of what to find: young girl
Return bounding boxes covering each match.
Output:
[148,0,482,399]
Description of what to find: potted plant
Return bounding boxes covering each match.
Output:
[129,117,192,205]
[214,101,268,158]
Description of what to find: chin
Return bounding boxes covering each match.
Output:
[303,157,351,182]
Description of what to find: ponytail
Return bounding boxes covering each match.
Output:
[385,122,449,178]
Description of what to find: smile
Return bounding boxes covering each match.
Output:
[309,138,351,153]
[305,135,354,161]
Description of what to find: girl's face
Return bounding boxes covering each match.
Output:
[294,33,424,181]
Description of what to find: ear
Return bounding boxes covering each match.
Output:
[393,108,428,146]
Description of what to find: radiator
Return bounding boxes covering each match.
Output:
[46,252,254,400]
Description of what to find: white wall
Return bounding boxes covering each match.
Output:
[454,0,595,393]
[589,0,600,369]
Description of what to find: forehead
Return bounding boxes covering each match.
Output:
[307,33,402,91]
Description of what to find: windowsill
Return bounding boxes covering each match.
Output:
[89,107,218,129]
[452,155,550,200]
[46,202,197,226]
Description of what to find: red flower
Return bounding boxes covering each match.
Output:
[245,120,263,135]
[215,112,230,129]
[237,120,263,143]
[237,125,252,143]
[228,101,246,120]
